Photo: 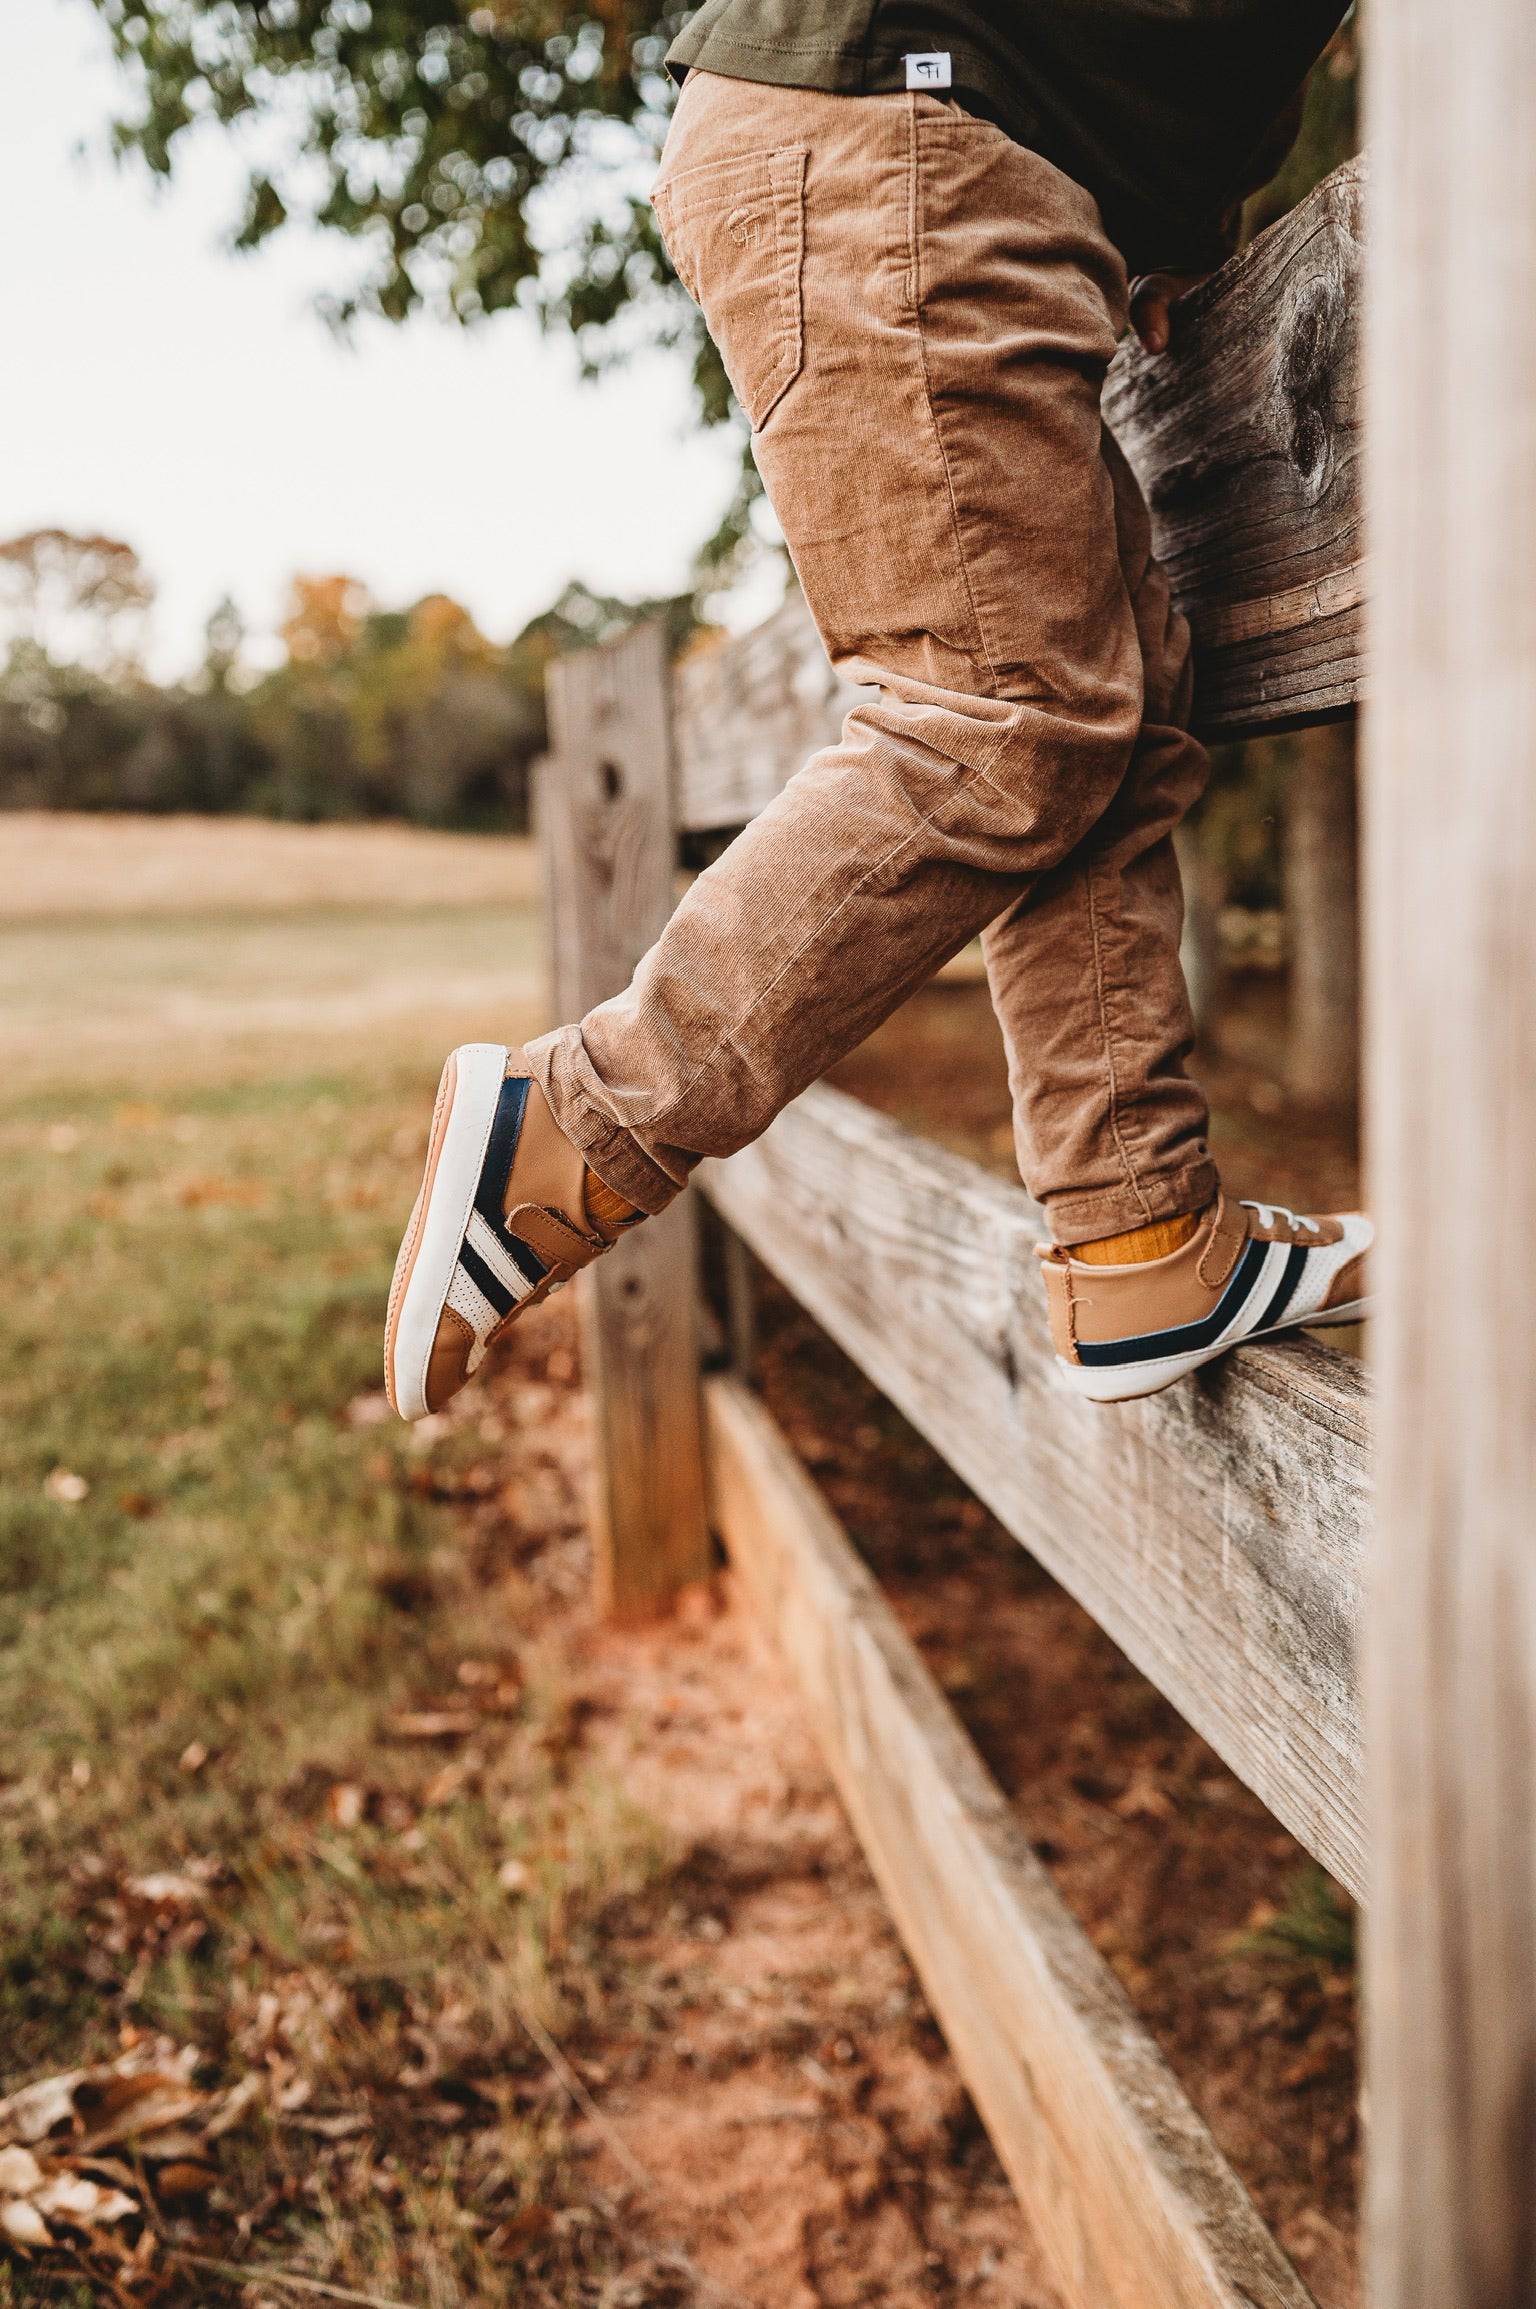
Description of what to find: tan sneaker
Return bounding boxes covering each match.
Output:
[1040,1193,1372,1404]
[384,1044,642,1421]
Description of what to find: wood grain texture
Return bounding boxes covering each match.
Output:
[706,1376,1317,2309]
[700,1089,1369,1899]
[1284,722,1359,1105]
[1106,161,1365,738]
[672,593,873,833]
[544,624,712,1617]
[1362,7,1536,2303]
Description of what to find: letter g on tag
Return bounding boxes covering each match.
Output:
[904,52,952,89]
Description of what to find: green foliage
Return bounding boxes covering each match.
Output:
[1232,1864,1356,1973]
[80,0,745,536]
[1243,16,1361,241]
[90,1,673,324]
[0,553,697,828]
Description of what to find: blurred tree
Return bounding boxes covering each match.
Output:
[280,572,372,666]
[200,593,246,691]
[348,590,528,824]
[0,530,154,677]
[86,4,706,355]
[82,1,749,547]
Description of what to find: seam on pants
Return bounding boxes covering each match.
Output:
[1046,1154,1219,1239]
[629,706,1027,1137]
[1083,857,1155,1226]
[904,96,1001,691]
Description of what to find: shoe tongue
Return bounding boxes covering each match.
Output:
[502,1072,588,1225]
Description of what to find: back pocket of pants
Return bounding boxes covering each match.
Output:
[653,146,807,430]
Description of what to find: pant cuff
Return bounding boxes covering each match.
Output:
[523,1027,685,1219]
[1044,1156,1221,1249]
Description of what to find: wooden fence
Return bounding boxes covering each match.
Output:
[539,59,1535,2309]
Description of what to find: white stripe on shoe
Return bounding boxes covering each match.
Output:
[464,1208,540,1304]
[385,1041,511,1421]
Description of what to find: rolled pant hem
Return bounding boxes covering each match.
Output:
[1044,1157,1220,1249]
[524,1032,684,1218]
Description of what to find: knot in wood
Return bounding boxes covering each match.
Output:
[1276,274,1343,499]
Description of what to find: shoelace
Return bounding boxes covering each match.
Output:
[1241,1198,1321,1239]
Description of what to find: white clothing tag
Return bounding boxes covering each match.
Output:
[904,52,953,90]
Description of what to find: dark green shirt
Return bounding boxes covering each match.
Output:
[666,1,1349,273]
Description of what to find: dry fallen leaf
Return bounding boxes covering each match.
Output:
[32,2172,137,2226]
[0,2146,43,2194]
[456,1659,500,1688]
[0,2197,50,2247]
[153,2160,214,2205]
[382,1710,479,1741]
[74,2072,205,2154]
[1112,1769,1175,1822]
[123,1872,205,1908]
[490,2203,554,2256]
[204,2071,264,2141]
[128,2126,205,2162]
[0,2069,86,2145]
[1280,2041,1342,2091]
[326,1782,365,1829]
[285,2111,369,2140]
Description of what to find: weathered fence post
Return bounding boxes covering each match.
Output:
[1284,722,1359,1107]
[1364,6,1536,2304]
[541,620,712,1618]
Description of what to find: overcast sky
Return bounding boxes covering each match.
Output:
[4,0,747,676]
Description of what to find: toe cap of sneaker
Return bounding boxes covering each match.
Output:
[424,1307,477,1415]
[1321,1211,1374,1311]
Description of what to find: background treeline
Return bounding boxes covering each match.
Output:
[0,531,693,831]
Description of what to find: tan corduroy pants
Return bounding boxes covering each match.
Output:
[527,69,1218,1245]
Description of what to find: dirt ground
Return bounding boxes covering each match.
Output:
[437,1300,1063,2309]
[745,1286,1359,2309]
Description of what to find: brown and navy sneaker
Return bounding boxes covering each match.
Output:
[1040,1193,1373,1404]
[385,1044,642,1421]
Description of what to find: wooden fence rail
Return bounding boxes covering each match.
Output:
[538,114,1526,2309]
[701,1084,1369,1902]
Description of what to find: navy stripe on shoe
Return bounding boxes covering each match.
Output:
[471,1074,549,1284]
[1253,1242,1307,1332]
[458,1238,515,1322]
[1075,1237,1269,1369]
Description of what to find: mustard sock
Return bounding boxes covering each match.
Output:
[1071,1207,1206,1265]
[583,1170,642,1233]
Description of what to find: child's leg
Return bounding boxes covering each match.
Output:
[388,74,1375,1419]
[525,71,1151,1214]
[981,433,1220,1246]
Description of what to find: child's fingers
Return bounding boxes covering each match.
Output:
[1128,270,1208,355]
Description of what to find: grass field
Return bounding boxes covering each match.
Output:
[1,814,543,1097]
[0,818,670,2305]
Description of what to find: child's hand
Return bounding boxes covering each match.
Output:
[1128,271,1209,355]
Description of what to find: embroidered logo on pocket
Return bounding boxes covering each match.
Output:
[728,206,767,250]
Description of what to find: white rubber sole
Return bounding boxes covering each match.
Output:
[1055,1295,1374,1405]
[385,1042,510,1421]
